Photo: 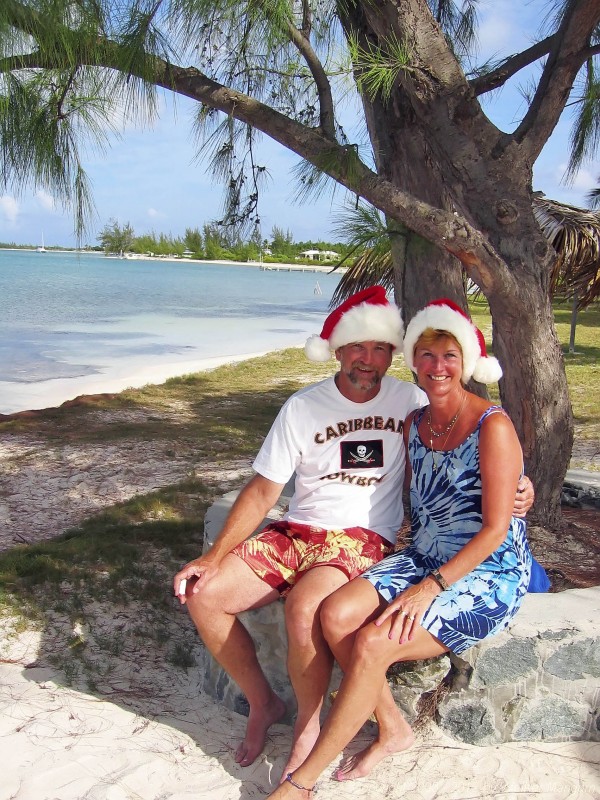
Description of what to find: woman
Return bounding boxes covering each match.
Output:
[267,298,534,799]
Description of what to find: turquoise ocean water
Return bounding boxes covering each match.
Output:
[0,249,341,414]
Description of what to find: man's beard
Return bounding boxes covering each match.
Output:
[346,367,382,391]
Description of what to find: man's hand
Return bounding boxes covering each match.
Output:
[173,556,220,605]
[513,475,534,518]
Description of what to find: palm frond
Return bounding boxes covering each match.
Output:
[533,195,600,308]
[330,249,394,308]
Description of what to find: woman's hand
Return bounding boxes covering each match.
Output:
[374,578,440,643]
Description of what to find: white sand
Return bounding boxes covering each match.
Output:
[1,622,599,800]
[0,350,272,415]
[2,649,599,800]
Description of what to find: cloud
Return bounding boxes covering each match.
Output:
[477,0,545,62]
[0,195,20,226]
[34,190,56,212]
[147,207,166,219]
[477,8,515,57]
[569,166,598,192]
[552,163,598,192]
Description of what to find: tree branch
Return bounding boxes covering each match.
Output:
[4,23,498,281]
[300,0,311,38]
[278,6,337,139]
[135,59,509,287]
[514,0,600,160]
[583,42,600,60]
[469,35,556,96]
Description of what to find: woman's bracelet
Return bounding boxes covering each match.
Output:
[429,567,450,591]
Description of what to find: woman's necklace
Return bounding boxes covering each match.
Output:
[427,393,467,471]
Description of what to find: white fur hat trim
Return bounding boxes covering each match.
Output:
[328,302,403,352]
[304,286,404,362]
[403,301,502,384]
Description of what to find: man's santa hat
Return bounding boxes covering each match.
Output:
[403,298,502,384]
[304,286,403,362]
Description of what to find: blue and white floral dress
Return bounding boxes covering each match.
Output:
[363,406,532,655]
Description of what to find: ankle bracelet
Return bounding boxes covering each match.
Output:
[286,773,316,794]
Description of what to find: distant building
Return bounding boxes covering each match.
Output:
[298,249,339,261]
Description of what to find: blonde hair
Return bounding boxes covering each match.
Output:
[415,327,463,355]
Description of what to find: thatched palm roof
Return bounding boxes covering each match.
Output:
[330,195,600,309]
[532,195,600,308]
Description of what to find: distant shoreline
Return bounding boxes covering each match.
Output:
[0,348,284,421]
[0,247,341,273]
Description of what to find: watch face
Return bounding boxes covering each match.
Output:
[340,440,384,469]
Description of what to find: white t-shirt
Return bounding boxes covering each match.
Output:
[252,375,427,543]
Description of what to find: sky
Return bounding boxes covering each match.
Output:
[1,0,598,249]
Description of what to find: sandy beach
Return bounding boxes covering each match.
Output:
[2,633,599,800]
[0,350,273,418]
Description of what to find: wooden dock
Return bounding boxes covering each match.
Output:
[259,264,335,273]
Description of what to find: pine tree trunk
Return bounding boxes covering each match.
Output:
[338,0,575,526]
[488,276,573,527]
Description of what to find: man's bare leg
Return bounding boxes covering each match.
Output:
[185,553,287,766]
[280,566,349,781]
[321,577,415,781]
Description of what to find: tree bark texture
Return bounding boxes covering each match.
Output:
[338,0,577,525]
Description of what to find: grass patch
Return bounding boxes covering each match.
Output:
[470,299,600,444]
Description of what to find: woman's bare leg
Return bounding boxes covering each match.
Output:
[280,566,349,781]
[321,578,416,780]
[266,610,447,798]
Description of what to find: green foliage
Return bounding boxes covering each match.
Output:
[0,67,101,238]
[347,30,411,104]
[184,226,203,253]
[331,201,393,255]
[97,218,134,254]
[269,224,295,256]
[564,36,600,182]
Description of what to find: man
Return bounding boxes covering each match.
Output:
[173,286,532,777]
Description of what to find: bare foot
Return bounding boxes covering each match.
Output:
[278,718,322,783]
[334,730,415,781]
[235,693,287,767]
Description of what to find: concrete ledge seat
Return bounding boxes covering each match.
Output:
[199,486,600,744]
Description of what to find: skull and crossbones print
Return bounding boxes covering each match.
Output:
[350,444,374,462]
[340,439,384,469]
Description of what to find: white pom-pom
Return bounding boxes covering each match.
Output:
[304,334,332,362]
[472,356,503,384]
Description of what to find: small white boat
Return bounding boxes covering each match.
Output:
[36,233,47,252]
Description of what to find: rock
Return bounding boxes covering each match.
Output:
[438,587,600,744]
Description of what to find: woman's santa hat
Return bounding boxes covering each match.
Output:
[403,297,502,384]
[305,286,403,362]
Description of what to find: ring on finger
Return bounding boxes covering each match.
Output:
[408,615,415,621]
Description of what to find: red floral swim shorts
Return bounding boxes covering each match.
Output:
[231,519,391,596]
